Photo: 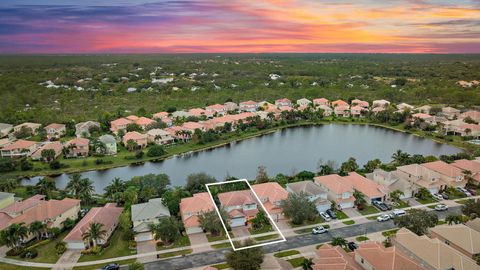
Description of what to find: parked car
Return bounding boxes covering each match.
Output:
[457,187,472,197]
[312,226,328,235]
[373,201,389,211]
[390,209,406,218]
[377,214,391,222]
[101,264,119,270]
[347,241,359,251]
[433,193,443,201]
[320,212,332,222]
[326,209,337,219]
[441,193,449,200]
[467,188,477,196]
[434,204,448,211]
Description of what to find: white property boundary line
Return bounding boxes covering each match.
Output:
[205,179,287,251]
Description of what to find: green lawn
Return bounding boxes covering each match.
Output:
[274,250,300,258]
[206,233,227,242]
[289,215,325,228]
[157,235,191,251]
[382,229,399,237]
[248,225,273,235]
[335,210,349,220]
[358,205,380,215]
[7,231,69,263]
[343,220,355,225]
[211,263,230,269]
[78,229,136,262]
[211,242,232,249]
[356,236,369,242]
[437,220,447,225]
[416,197,437,204]
[254,233,280,242]
[367,215,380,220]
[287,257,305,268]
[394,200,410,208]
[158,249,192,259]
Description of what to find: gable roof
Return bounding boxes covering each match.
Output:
[98,134,116,144]
[131,198,170,223]
[314,174,354,194]
[111,118,132,126]
[251,182,288,203]
[1,140,36,151]
[430,224,480,255]
[218,190,256,207]
[66,137,89,147]
[286,181,326,196]
[343,172,389,198]
[422,160,463,178]
[452,159,480,174]
[355,241,426,270]
[123,131,147,141]
[314,244,361,270]
[45,123,65,130]
[180,192,215,214]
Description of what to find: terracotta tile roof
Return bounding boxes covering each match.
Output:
[355,241,426,270]
[66,137,89,147]
[276,98,291,103]
[1,139,36,151]
[126,115,139,121]
[111,118,132,126]
[252,182,288,203]
[135,117,155,126]
[228,209,245,218]
[182,121,204,130]
[314,244,361,270]
[343,172,389,199]
[123,131,147,141]
[188,108,207,116]
[152,112,169,119]
[240,100,258,106]
[218,190,256,207]
[422,161,464,178]
[412,113,432,119]
[313,98,329,103]
[45,123,65,130]
[0,195,45,214]
[314,174,354,194]
[64,203,122,242]
[206,104,226,110]
[180,192,215,215]
[351,99,369,107]
[31,141,62,159]
[452,159,480,174]
[331,100,348,107]
[287,181,326,196]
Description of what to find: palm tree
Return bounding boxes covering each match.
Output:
[446,214,463,225]
[78,178,95,205]
[389,190,404,203]
[353,190,367,209]
[391,150,410,165]
[0,223,29,251]
[29,221,46,241]
[126,139,138,151]
[331,237,347,248]
[302,258,314,270]
[82,222,107,248]
[35,177,56,198]
[66,173,83,198]
[104,178,126,200]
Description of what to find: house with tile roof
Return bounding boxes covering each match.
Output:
[31,141,63,161]
[182,121,206,133]
[351,99,369,108]
[372,100,390,108]
[296,98,312,107]
[64,137,89,158]
[252,182,288,221]
[152,111,169,120]
[350,106,367,117]
[314,243,361,270]
[395,164,443,194]
[135,117,156,130]
[343,172,389,204]
[0,139,38,158]
[313,98,329,106]
[0,123,13,138]
[366,169,415,199]
[397,103,414,112]
[451,159,480,184]
[239,100,258,112]
[429,224,480,259]
[218,190,259,228]
[442,106,461,120]
[460,110,480,123]
[98,134,117,155]
[131,198,171,242]
[314,174,355,209]
[275,98,292,107]
[206,104,227,116]
[75,121,100,138]
[44,123,66,139]
[180,192,216,234]
[110,117,133,134]
[354,241,426,270]
[286,180,331,213]
[123,131,148,149]
[421,161,466,188]
[331,99,349,107]
[224,102,238,112]
[393,228,479,270]
[64,203,122,250]
[147,129,174,145]
[13,122,41,135]
[334,105,350,117]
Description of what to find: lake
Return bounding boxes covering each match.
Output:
[22,124,461,194]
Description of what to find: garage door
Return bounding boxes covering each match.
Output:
[186,227,203,235]
[66,241,85,250]
[316,204,331,213]
[135,232,153,242]
[230,217,245,227]
[339,202,354,209]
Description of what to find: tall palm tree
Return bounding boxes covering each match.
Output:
[0,223,28,251]
[446,214,463,225]
[35,177,56,198]
[78,178,95,205]
[82,222,107,248]
[29,221,46,241]
[66,173,83,198]
[104,178,126,200]
[331,237,347,248]
[302,258,314,270]
[353,190,367,209]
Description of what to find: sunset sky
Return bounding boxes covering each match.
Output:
[1,0,479,53]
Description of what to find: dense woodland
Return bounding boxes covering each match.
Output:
[0,54,479,124]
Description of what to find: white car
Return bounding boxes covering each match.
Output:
[433,194,443,201]
[377,214,391,222]
[312,226,328,235]
[320,212,332,222]
[434,204,448,211]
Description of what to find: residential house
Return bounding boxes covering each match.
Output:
[397,103,414,112]
[171,110,190,118]
[465,218,480,233]
[411,113,433,124]
[188,108,212,118]
[64,137,89,158]
[64,203,122,250]
[286,181,331,213]
[206,104,227,116]
[393,228,479,270]
[343,172,389,204]
[110,118,132,134]
[13,122,41,135]
[351,99,369,108]
[45,123,66,139]
[0,123,12,138]
[75,121,100,138]
[239,100,258,112]
[180,192,215,234]
[131,198,171,242]
[165,126,189,141]
[314,244,361,270]
[442,106,461,120]
[372,99,390,108]
[421,160,466,188]
[350,106,367,117]
[252,182,288,221]
[460,110,480,123]
[0,139,38,158]
[126,115,139,122]
[123,131,148,149]
[147,129,174,145]
[275,98,292,107]
[429,224,480,259]
[224,102,239,112]
[317,105,333,116]
[354,241,426,270]
[334,105,350,117]
[314,174,355,209]
[98,134,117,155]
[135,117,156,130]
[451,159,480,184]
[296,98,312,107]
[371,106,386,114]
[152,112,169,121]
[313,98,329,106]
[0,192,14,210]
[366,169,415,199]
[331,99,349,107]
[0,138,10,148]
[395,164,443,194]
[218,190,259,227]
[416,105,432,115]
[182,122,205,133]
[31,141,63,161]
[0,195,80,240]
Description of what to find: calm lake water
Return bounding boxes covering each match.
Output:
[22,124,461,194]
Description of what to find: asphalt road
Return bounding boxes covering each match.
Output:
[138,206,462,270]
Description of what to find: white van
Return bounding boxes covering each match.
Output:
[391,209,406,217]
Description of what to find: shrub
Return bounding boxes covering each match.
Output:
[6,249,23,257]
[135,151,144,159]
[55,242,67,254]
[147,145,166,157]
[20,249,38,259]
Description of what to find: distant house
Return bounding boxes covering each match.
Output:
[45,123,66,139]
[152,112,169,121]
[275,98,292,107]
[224,102,239,112]
[429,224,480,259]
[252,182,288,221]
[171,110,190,118]
[314,174,355,209]
[366,169,415,199]
[188,108,212,118]
[136,117,156,130]
[0,123,13,138]
[64,137,90,158]
[372,99,390,108]
[13,122,41,136]
[110,118,132,134]
[206,104,227,116]
[421,161,466,188]
[411,113,434,125]
[75,121,100,138]
[131,198,171,242]
[147,129,174,145]
[182,122,205,133]
[64,203,122,250]
[98,134,117,155]
[351,99,369,108]
[354,241,426,270]
[442,106,461,120]
[331,100,348,107]
[397,103,414,112]
[218,190,259,227]
[334,105,350,117]
[286,181,331,213]
[451,159,480,184]
[317,105,333,116]
[313,98,329,106]
[123,131,148,149]
[395,164,443,194]
[371,106,386,114]
[296,98,312,107]
[314,244,361,269]
[416,105,432,115]
[350,106,367,117]
[31,141,63,161]
[0,139,38,158]
[343,172,389,204]
[239,100,258,112]
[180,192,215,234]
[0,192,14,210]
[460,110,480,123]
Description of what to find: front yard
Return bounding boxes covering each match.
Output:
[6,231,69,263]
[156,235,191,251]
[78,229,136,262]
[289,215,325,228]
[358,205,380,216]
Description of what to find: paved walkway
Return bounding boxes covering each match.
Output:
[52,250,82,270]
[187,233,212,253]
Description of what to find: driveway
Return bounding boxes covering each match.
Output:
[276,220,294,237]
[52,250,82,270]
[231,227,250,240]
[187,233,212,253]
[342,207,369,224]
[136,240,157,264]
[406,198,422,206]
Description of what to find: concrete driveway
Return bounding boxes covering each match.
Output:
[342,207,369,224]
[276,219,294,237]
[188,233,212,253]
[137,240,157,263]
[231,226,250,240]
[52,250,82,270]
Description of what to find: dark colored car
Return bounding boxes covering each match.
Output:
[467,188,477,196]
[373,201,389,211]
[348,241,359,251]
[441,193,449,200]
[326,209,337,219]
[101,263,119,270]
